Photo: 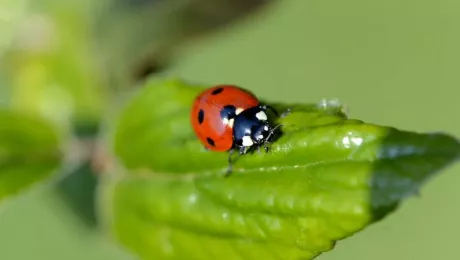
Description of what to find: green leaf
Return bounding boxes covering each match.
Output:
[0,110,61,203]
[101,79,460,260]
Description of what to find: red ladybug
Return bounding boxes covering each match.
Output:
[190,84,283,174]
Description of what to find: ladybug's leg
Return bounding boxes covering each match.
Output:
[264,144,270,153]
[226,147,246,176]
[225,149,235,177]
[256,144,267,153]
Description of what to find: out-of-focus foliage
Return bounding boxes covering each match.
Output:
[0,1,29,55]
[0,110,61,203]
[1,0,276,131]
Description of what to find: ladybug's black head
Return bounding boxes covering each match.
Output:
[251,122,271,145]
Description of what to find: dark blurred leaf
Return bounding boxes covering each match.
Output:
[93,0,276,88]
[54,123,102,228]
[0,110,61,203]
[98,79,460,259]
[55,162,99,227]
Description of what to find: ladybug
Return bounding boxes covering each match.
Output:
[190,84,284,174]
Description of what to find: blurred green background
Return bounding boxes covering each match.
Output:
[1,0,459,259]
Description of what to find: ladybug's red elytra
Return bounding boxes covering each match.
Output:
[190,84,285,175]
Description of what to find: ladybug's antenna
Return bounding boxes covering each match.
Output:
[266,124,283,141]
[263,124,283,153]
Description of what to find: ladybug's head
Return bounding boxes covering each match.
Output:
[251,121,271,145]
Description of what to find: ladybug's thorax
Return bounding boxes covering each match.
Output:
[232,106,272,148]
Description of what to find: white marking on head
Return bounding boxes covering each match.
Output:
[264,125,269,131]
[255,111,267,121]
[242,136,253,147]
[235,107,244,115]
[222,118,234,128]
[257,134,264,140]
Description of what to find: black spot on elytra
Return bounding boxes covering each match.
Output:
[206,137,215,147]
[198,109,204,124]
[211,88,224,95]
[220,105,236,120]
